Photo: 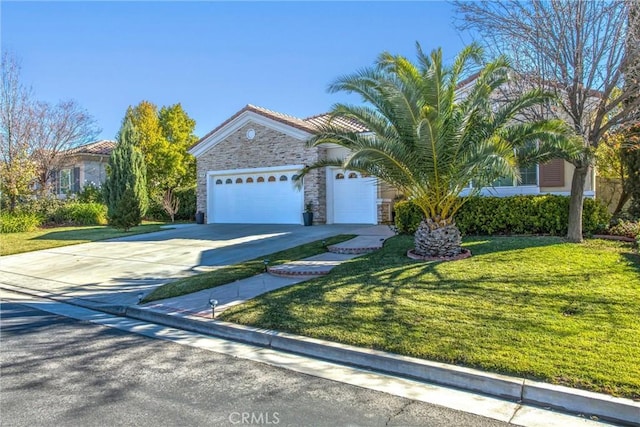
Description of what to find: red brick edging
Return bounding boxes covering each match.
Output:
[266,267,330,277]
[592,234,637,243]
[327,245,379,255]
[407,248,472,262]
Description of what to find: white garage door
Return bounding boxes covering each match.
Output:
[208,167,303,224]
[332,170,377,224]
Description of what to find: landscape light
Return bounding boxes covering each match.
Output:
[208,298,219,319]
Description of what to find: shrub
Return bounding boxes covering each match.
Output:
[50,202,107,226]
[16,196,66,223]
[394,200,424,234]
[394,195,610,236]
[606,219,640,239]
[0,212,42,233]
[77,183,104,204]
[145,187,196,222]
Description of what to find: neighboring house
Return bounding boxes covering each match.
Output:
[189,104,595,225]
[51,140,116,197]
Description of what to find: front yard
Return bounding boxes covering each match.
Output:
[0,222,165,256]
[221,235,640,399]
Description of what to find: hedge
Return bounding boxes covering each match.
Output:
[49,202,107,226]
[0,212,42,233]
[394,195,610,236]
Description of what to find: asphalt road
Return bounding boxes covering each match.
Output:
[0,302,509,427]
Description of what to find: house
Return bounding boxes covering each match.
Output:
[51,140,116,197]
[189,104,595,225]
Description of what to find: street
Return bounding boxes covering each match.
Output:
[0,301,508,427]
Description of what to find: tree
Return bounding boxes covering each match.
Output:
[1,52,99,207]
[158,103,197,189]
[124,101,197,197]
[596,130,630,214]
[104,118,148,231]
[0,52,37,211]
[30,99,99,195]
[455,1,640,242]
[621,122,640,217]
[298,44,573,257]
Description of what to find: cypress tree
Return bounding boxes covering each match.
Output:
[104,117,149,231]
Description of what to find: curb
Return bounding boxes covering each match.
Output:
[2,283,639,426]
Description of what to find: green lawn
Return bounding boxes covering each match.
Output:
[221,235,640,399]
[1,222,166,256]
[142,234,357,303]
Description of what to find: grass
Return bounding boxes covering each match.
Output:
[142,234,357,303]
[1,222,166,256]
[221,235,640,399]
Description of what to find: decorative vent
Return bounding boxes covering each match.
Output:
[539,158,565,187]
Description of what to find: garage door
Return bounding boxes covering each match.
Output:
[332,170,377,224]
[208,167,303,224]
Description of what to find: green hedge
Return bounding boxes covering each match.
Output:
[0,212,42,233]
[50,202,107,226]
[394,195,610,236]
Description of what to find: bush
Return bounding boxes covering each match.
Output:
[16,196,66,222]
[394,195,611,236]
[77,183,104,204]
[145,187,196,222]
[50,202,107,226]
[394,200,424,234]
[0,212,42,233]
[606,219,640,239]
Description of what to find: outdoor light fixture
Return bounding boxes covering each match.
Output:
[209,298,219,319]
[137,293,144,304]
[263,259,270,272]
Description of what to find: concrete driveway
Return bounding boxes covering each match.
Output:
[0,223,361,306]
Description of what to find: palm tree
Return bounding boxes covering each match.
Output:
[298,43,575,258]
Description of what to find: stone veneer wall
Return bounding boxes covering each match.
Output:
[196,122,326,223]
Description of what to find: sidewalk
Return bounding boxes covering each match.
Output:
[142,226,394,317]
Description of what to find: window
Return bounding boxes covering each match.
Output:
[292,174,299,181]
[492,175,514,187]
[279,175,288,181]
[225,178,232,184]
[257,177,265,183]
[348,172,358,179]
[215,179,223,185]
[335,173,345,180]
[268,176,276,182]
[246,177,254,183]
[59,169,72,193]
[235,178,243,184]
[519,165,537,186]
[492,165,537,187]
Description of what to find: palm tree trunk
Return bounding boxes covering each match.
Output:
[414,218,462,257]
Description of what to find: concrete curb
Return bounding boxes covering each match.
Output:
[2,283,639,426]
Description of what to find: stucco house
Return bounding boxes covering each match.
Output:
[51,140,115,197]
[190,104,595,225]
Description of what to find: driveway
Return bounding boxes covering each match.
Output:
[0,224,362,306]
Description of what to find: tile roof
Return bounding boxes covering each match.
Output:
[303,113,370,133]
[66,140,116,156]
[192,105,369,149]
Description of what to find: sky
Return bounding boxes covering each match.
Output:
[1,1,471,141]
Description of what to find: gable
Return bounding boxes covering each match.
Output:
[189,109,312,158]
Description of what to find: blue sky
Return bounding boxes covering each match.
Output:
[2,1,470,141]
